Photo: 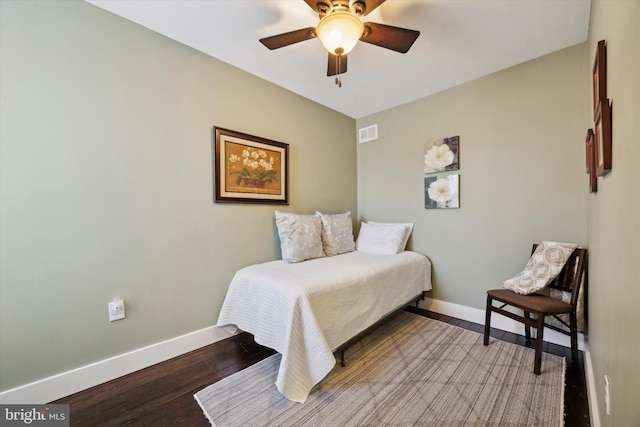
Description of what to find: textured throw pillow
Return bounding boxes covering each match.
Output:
[355,222,408,255]
[315,211,355,256]
[503,241,578,295]
[367,221,414,251]
[275,211,325,263]
[549,286,585,332]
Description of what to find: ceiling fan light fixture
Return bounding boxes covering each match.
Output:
[316,10,364,55]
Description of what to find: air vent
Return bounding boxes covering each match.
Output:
[358,124,378,143]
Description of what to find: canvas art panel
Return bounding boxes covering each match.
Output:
[424,135,459,174]
[425,174,459,209]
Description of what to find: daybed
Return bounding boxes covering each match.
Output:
[216,212,432,402]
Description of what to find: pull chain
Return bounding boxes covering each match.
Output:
[334,48,344,88]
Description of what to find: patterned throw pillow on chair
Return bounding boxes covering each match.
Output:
[503,241,578,295]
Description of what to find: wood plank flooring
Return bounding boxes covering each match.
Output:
[52,308,590,426]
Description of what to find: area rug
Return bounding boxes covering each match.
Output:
[195,311,565,426]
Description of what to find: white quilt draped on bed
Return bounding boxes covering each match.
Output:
[216,250,432,403]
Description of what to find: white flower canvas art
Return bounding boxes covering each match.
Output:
[425,174,459,209]
[424,136,459,174]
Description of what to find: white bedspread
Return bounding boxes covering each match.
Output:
[216,250,432,402]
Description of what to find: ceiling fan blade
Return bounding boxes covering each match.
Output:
[353,0,386,16]
[259,27,317,50]
[360,22,420,53]
[327,53,348,77]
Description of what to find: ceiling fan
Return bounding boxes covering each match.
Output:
[259,0,420,86]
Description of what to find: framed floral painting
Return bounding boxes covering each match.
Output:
[425,174,459,209]
[586,128,597,193]
[424,135,459,174]
[593,100,612,177]
[214,127,289,204]
[592,40,607,119]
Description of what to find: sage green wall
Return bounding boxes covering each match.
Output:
[586,1,640,426]
[0,0,355,391]
[357,43,588,311]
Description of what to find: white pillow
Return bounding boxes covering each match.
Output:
[503,241,578,295]
[275,211,325,263]
[355,222,409,255]
[315,211,355,256]
[366,221,414,251]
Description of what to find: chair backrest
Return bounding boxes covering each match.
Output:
[531,244,588,306]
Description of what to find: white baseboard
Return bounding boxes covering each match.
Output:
[0,297,585,406]
[418,297,584,350]
[583,340,600,427]
[0,326,232,405]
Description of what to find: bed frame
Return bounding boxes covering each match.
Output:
[336,291,425,366]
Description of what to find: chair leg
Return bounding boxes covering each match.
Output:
[533,315,545,375]
[483,296,492,346]
[570,312,579,361]
[524,311,532,344]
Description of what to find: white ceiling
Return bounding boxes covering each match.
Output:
[85,0,591,119]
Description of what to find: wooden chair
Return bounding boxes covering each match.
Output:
[483,244,588,374]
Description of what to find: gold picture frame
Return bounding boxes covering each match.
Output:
[214,127,289,204]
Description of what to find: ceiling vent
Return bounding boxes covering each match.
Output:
[358,124,378,143]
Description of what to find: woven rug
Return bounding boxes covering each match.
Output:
[195,312,565,426]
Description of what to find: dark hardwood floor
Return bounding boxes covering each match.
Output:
[53,308,590,426]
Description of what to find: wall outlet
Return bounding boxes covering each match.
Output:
[108,299,125,322]
[604,375,611,415]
